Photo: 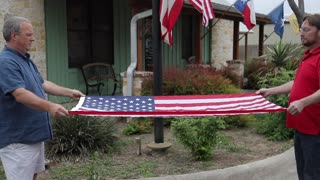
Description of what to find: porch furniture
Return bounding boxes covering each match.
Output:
[81,63,121,96]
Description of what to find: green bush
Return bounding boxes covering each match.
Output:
[123,117,153,135]
[254,69,295,141]
[171,117,225,160]
[255,113,294,141]
[222,115,255,129]
[262,41,303,72]
[46,115,118,160]
[244,58,272,89]
[141,66,240,96]
[244,42,303,90]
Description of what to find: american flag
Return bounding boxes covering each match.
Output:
[189,0,215,27]
[69,93,286,117]
[160,0,184,46]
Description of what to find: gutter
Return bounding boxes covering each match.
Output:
[126,9,153,96]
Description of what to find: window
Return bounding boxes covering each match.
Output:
[182,14,196,62]
[66,0,114,68]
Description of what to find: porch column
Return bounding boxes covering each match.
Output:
[233,21,240,60]
[258,24,264,56]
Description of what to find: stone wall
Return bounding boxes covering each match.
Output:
[121,71,153,96]
[0,0,46,78]
[210,19,233,69]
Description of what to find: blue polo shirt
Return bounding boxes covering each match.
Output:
[0,46,52,149]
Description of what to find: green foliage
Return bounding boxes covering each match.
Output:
[141,66,241,96]
[0,164,4,179]
[255,113,294,141]
[88,152,101,180]
[171,117,225,160]
[254,68,296,141]
[222,115,255,129]
[262,41,303,71]
[258,69,296,92]
[244,41,303,89]
[244,58,272,89]
[46,115,118,160]
[122,117,152,135]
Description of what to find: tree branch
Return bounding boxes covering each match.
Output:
[287,0,305,27]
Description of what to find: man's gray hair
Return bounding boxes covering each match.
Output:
[2,16,30,42]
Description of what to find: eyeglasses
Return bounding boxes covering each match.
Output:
[300,28,311,33]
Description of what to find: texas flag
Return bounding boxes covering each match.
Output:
[160,0,184,46]
[234,0,256,30]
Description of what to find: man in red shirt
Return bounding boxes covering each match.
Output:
[257,14,320,180]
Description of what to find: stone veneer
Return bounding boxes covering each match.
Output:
[210,19,233,69]
[0,0,46,78]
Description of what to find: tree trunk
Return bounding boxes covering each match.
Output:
[288,0,305,27]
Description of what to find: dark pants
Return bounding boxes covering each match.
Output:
[294,131,320,180]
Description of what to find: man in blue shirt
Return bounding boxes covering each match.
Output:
[0,16,84,180]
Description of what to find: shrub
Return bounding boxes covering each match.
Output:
[222,115,255,129]
[254,68,295,141]
[255,113,294,141]
[141,66,240,96]
[171,117,225,160]
[262,41,303,71]
[46,115,118,160]
[123,117,153,135]
[244,58,272,89]
[244,42,303,90]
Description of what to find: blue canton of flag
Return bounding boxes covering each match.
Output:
[82,96,155,112]
[268,2,284,38]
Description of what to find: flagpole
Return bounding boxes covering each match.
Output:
[238,29,251,41]
[148,0,172,151]
[152,0,164,144]
[263,31,275,42]
[201,1,236,39]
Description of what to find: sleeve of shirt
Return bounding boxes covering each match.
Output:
[0,59,26,95]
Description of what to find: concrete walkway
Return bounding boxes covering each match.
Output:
[137,147,298,180]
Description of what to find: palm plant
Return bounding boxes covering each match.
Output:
[261,41,304,74]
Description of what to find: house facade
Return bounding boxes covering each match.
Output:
[0,0,271,102]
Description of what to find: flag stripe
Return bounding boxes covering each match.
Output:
[160,0,184,46]
[69,93,286,117]
[189,0,215,27]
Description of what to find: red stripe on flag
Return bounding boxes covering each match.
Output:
[160,0,184,46]
[189,0,215,27]
[69,93,286,117]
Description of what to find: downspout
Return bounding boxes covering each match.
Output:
[127,9,153,96]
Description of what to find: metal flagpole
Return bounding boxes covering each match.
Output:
[147,0,172,151]
[238,29,251,41]
[152,0,164,144]
[263,31,275,42]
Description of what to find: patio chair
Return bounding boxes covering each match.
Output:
[81,63,121,96]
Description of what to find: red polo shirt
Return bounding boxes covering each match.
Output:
[287,46,320,135]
